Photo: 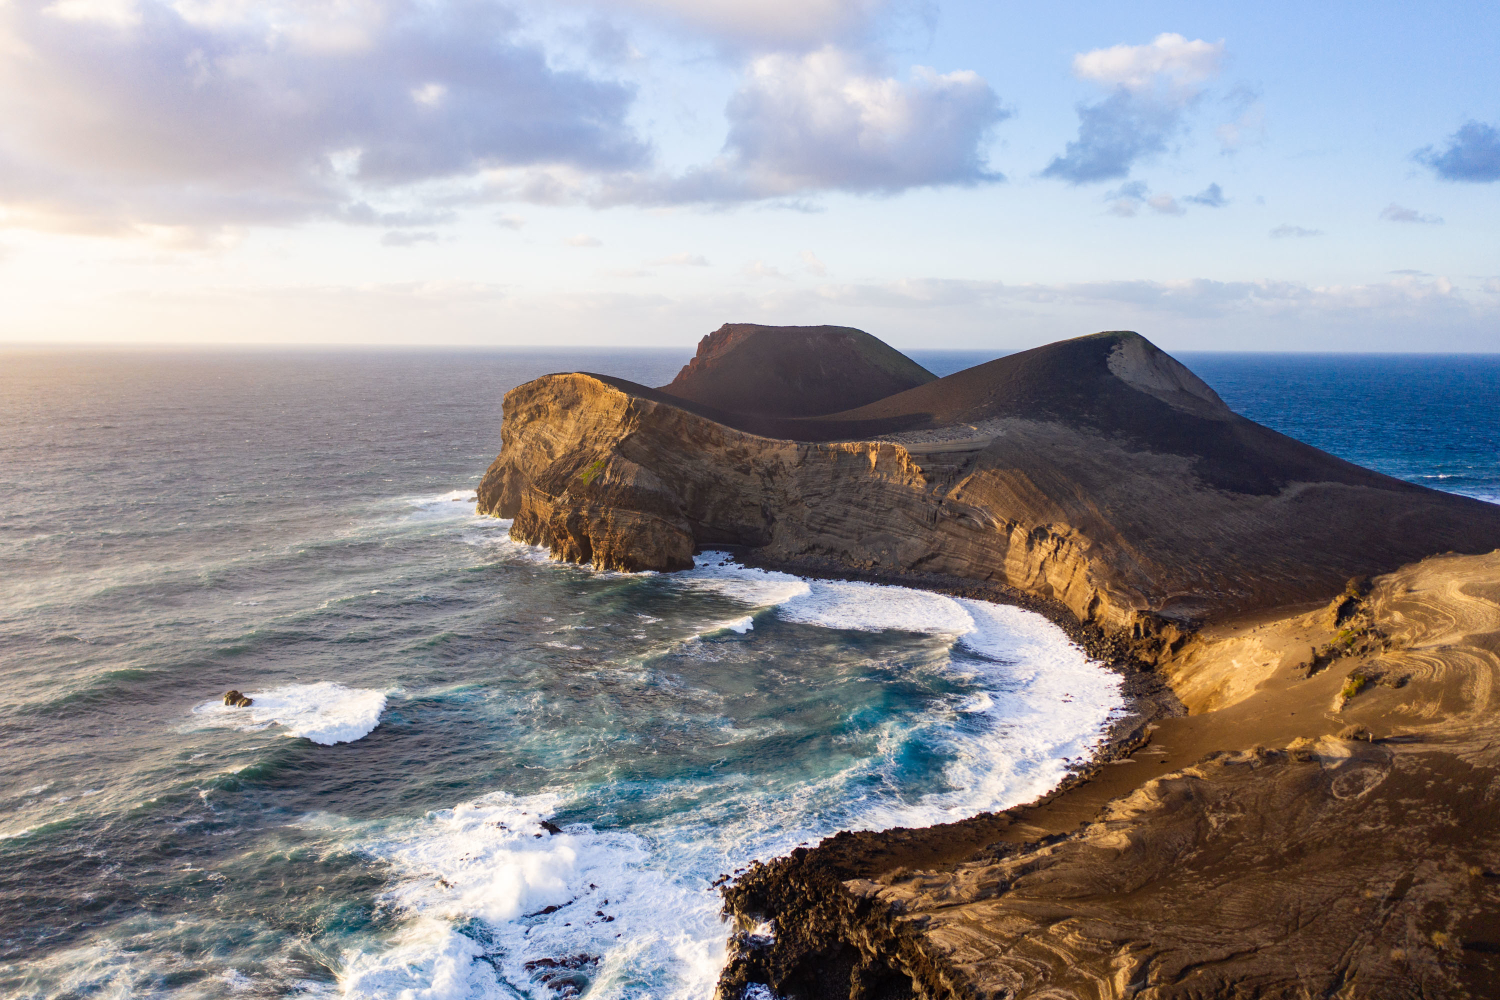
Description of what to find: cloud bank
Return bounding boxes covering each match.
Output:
[0,2,1006,231]
[0,0,649,232]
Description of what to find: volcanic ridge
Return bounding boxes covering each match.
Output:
[478,324,1500,999]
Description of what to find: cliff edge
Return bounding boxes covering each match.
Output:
[477,325,1500,999]
[477,328,1500,630]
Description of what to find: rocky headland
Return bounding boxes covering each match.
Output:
[478,325,1500,998]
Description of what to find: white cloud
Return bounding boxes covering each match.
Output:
[1044,34,1222,185]
[1146,193,1183,215]
[1380,203,1443,224]
[650,252,710,266]
[800,250,827,275]
[585,0,891,50]
[566,233,602,247]
[652,47,1006,200]
[43,0,141,28]
[0,0,648,234]
[743,260,788,279]
[1103,180,1189,217]
[1072,33,1223,101]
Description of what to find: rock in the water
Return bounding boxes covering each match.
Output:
[223,690,253,708]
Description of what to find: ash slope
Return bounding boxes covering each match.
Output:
[478,329,1500,628]
[659,323,936,418]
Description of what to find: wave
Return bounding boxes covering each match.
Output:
[329,792,724,1000]
[325,554,1121,999]
[192,682,387,745]
[675,553,1122,822]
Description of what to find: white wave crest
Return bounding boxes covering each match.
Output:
[193,682,387,745]
[674,552,1122,821]
[329,792,724,1000]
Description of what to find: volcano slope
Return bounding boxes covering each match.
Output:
[477,326,1500,998]
[477,327,1500,631]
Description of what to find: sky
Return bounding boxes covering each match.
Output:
[1,0,1497,352]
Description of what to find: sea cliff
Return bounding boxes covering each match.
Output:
[477,326,1500,998]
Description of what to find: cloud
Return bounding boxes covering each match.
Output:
[1380,203,1443,224]
[494,214,526,229]
[1105,180,1191,217]
[1184,182,1226,207]
[800,250,827,275]
[381,229,439,246]
[1484,277,1500,295]
[597,0,893,50]
[1072,32,1223,96]
[650,252,710,266]
[1043,34,1223,185]
[671,47,1006,199]
[743,260,788,279]
[1270,224,1322,238]
[1416,121,1500,182]
[566,233,602,247]
[1215,84,1265,153]
[0,0,648,233]
[1389,269,1432,277]
[541,46,1007,205]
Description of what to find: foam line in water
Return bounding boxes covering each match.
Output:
[193,682,387,745]
[675,552,1122,823]
[329,792,726,1000]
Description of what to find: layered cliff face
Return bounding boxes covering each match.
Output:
[716,551,1500,1000]
[476,330,1500,630]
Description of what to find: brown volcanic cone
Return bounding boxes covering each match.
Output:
[657,323,935,417]
[482,327,1500,625]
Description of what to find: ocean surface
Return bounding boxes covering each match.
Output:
[1,347,1495,1000]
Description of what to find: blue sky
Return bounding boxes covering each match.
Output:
[1,0,1497,351]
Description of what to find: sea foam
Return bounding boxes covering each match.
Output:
[331,792,724,1000]
[332,553,1121,1000]
[193,682,387,745]
[676,552,1122,822]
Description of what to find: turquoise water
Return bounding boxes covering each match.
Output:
[0,350,1121,1000]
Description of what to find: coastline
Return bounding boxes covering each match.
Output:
[476,331,1500,997]
[728,547,1186,784]
[711,551,1500,999]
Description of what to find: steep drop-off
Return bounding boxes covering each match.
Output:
[477,330,1500,630]
[717,551,1500,999]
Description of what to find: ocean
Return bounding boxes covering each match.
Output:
[1,347,1495,1000]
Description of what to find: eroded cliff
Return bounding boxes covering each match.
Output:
[476,325,1500,999]
[477,332,1500,630]
[717,551,1500,999]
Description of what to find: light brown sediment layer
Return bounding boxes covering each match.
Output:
[717,552,1500,999]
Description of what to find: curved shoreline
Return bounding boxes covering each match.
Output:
[709,551,1500,999]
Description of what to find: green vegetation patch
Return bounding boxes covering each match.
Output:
[577,459,607,486]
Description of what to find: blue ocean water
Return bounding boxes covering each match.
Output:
[2,346,1493,1000]
[0,350,1119,1000]
[1180,353,1500,505]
